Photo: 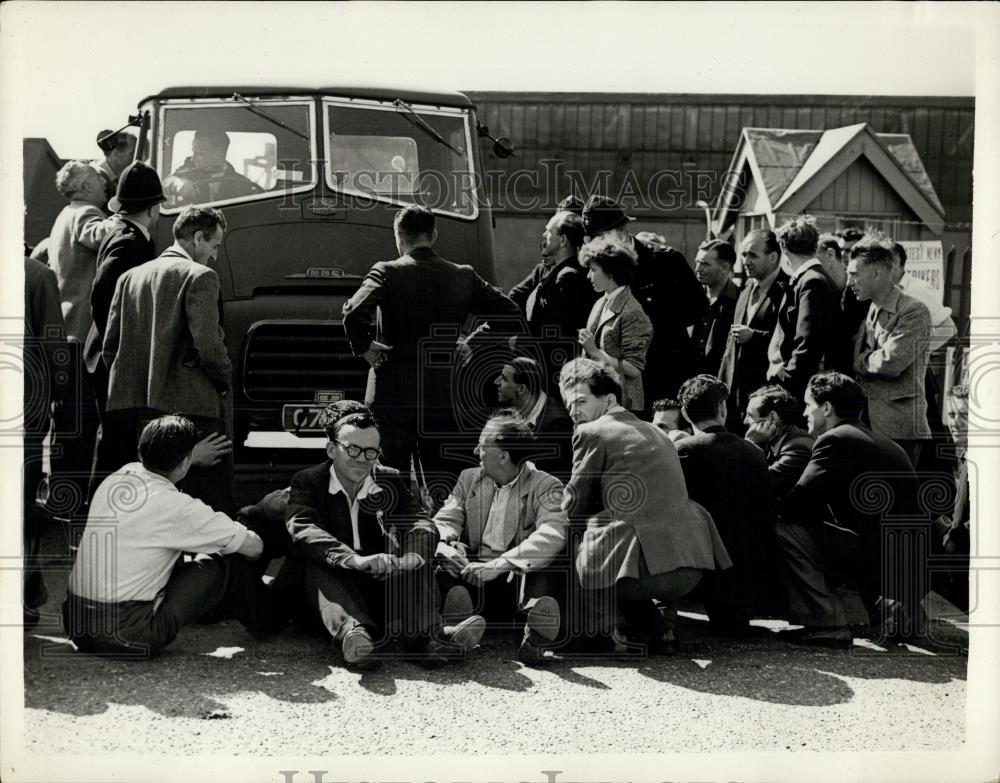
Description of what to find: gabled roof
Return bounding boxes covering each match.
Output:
[713,123,945,235]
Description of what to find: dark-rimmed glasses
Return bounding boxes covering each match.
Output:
[334,439,381,461]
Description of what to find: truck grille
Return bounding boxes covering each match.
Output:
[242,321,369,402]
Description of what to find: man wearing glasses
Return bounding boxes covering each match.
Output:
[283,401,485,670]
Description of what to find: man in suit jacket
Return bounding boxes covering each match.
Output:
[433,412,568,664]
[676,375,779,632]
[742,384,815,500]
[84,162,166,485]
[282,402,484,669]
[103,206,235,514]
[848,241,932,466]
[692,240,740,376]
[766,217,846,400]
[495,357,573,479]
[508,210,597,393]
[776,372,921,648]
[559,359,732,653]
[342,205,520,500]
[581,196,707,406]
[720,229,788,432]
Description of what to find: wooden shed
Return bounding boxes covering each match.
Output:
[711,123,946,245]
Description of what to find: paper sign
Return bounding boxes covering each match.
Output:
[898,241,945,303]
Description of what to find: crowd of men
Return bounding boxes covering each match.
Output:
[24,140,971,668]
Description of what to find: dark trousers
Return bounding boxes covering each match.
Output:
[97,407,236,515]
[292,558,437,645]
[62,553,270,657]
[581,568,704,639]
[23,434,49,614]
[49,342,100,520]
[433,566,561,629]
[930,518,969,613]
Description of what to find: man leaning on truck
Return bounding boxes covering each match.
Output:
[342,205,520,505]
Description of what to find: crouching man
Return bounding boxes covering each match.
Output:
[283,401,485,670]
[559,358,733,654]
[433,411,569,665]
[63,415,280,657]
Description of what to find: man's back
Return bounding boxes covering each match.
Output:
[105,252,231,418]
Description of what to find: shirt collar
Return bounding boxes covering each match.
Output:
[525,390,548,426]
[165,242,194,262]
[328,463,381,502]
[790,257,823,283]
[493,462,527,492]
[605,285,627,304]
[874,285,903,316]
[753,265,781,294]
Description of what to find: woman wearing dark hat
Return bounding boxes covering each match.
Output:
[577,237,653,413]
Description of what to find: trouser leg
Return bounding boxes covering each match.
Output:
[178,414,236,516]
[49,343,99,521]
[303,562,381,642]
[774,519,848,627]
[618,568,704,640]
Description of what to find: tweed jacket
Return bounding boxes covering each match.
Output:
[83,217,156,374]
[564,409,732,585]
[433,462,568,571]
[342,246,520,411]
[719,270,788,415]
[47,200,112,343]
[766,261,843,400]
[853,287,932,440]
[586,286,653,411]
[285,461,437,569]
[104,245,232,419]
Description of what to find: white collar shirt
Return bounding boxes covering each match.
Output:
[328,464,382,550]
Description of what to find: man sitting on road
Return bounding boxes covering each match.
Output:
[432,411,568,665]
[742,384,815,500]
[650,397,692,443]
[282,401,485,670]
[63,415,282,657]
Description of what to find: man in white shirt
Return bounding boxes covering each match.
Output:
[63,415,273,657]
[433,412,569,664]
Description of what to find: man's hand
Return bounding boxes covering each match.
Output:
[730,324,754,344]
[578,327,597,356]
[361,340,393,369]
[190,433,233,466]
[348,553,399,579]
[460,559,509,586]
[457,323,489,367]
[745,418,778,448]
[395,552,423,572]
[767,365,790,383]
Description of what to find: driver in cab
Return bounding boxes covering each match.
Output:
[164,128,262,207]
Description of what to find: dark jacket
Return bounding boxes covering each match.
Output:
[24,258,69,433]
[83,218,156,374]
[631,238,707,403]
[719,271,788,416]
[526,392,574,480]
[763,424,814,500]
[163,158,263,207]
[693,279,740,375]
[766,263,843,400]
[342,246,520,411]
[285,461,438,569]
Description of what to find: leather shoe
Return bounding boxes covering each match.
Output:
[442,585,474,626]
[341,626,378,670]
[444,615,486,653]
[781,625,853,649]
[525,596,561,642]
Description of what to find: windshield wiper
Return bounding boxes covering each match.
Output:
[232,93,309,141]
[392,98,464,157]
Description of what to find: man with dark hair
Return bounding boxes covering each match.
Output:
[848,239,932,466]
[775,372,921,647]
[581,195,707,405]
[676,375,777,633]
[720,229,788,434]
[558,358,731,653]
[432,412,569,664]
[63,415,281,657]
[93,130,137,208]
[343,204,520,503]
[651,397,691,443]
[766,215,847,399]
[494,357,573,478]
[508,210,597,393]
[283,401,485,669]
[742,384,814,499]
[691,240,740,375]
[103,206,236,514]
[164,128,263,207]
[816,234,847,292]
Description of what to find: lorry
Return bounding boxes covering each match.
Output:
[123,85,511,482]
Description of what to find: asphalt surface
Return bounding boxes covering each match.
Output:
[20,524,969,756]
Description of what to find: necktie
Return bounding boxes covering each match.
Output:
[749,280,762,307]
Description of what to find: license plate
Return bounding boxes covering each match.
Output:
[281,405,327,435]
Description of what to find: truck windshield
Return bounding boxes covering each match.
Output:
[323,97,478,219]
[158,98,316,212]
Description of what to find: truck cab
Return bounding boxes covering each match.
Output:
[135,86,499,473]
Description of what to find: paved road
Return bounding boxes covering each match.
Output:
[20,526,969,757]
